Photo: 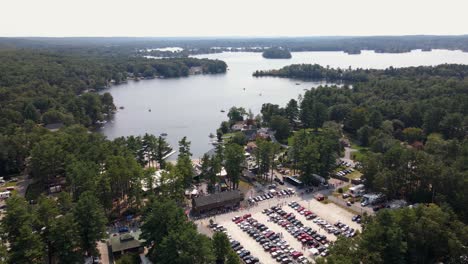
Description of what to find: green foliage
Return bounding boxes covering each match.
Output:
[115,253,141,264]
[289,129,340,185]
[270,115,291,143]
[225,249,241,264]
[224,143,245,189]
[141,199,214,264]
[212,231,231,262]
[2,195,45,264]
[230,132,247,146]
[73,191,107,256]
[325,205,468,264]
[155,225,215,264]
[362,141,468,222]
[402,127,424,143]
[254,139,280,181]
[227,107,247,122]
[261,103,284,124]
[262,47,292,59]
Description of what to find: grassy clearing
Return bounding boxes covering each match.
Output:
[346,170,363,180]
[332,185,351,197]
[352,150,368,162]
[4,182,17,188]
[221,132,236,139]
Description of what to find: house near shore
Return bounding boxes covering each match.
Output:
[231,121,245,131]
[246,141,257,153]
[189,66,203,75]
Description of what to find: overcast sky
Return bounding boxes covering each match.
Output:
[2,0,468,37]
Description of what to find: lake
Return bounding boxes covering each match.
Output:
[100,49,468,159]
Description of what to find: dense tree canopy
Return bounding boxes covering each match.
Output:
[262,47,292,59]
[319,205,468,264]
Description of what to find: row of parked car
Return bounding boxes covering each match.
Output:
[268,204,330,257]
[338,160,353,168]
[233,214,309,264]
[286,202,338,237]
[333,221,357,238]
[351,214,362,223]
[335,167,354,177]
[248,188,296,204]
[209,221,260,264]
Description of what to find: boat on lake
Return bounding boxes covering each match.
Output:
[160,133,168,136]
[220,109,225,112]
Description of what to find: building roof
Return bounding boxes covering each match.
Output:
[44,122,64,131]
[193,190,241,208]
[109,231,144,253]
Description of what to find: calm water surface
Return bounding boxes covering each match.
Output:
[100,50,468,159]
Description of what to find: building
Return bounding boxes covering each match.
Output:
[361,193,385,206]
[243,129,258,141]
[192,190,242,214]
[44,122,64,132]
[349,184,365,197]
[141,170,168,192]
[312,174,326,185]
[231,121,245,131]
[108,231,144,259]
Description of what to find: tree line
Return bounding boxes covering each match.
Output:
[0,50,226,176]
[4,35,468,55]
[250,63,468,262]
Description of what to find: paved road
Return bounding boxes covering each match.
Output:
[97,242,110,264]
[328,196,374,216]
[341,147,357,167]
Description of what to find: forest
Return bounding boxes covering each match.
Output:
[3,35,468,55]
[262,47,292,59]
[0,49,226,176]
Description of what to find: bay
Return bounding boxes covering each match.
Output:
[100,50,468,159]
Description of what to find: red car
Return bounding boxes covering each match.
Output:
[234,218,244,224]
[243,213,252,219]
[291,251,303,259]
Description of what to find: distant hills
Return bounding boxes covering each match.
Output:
[1,35,468,54]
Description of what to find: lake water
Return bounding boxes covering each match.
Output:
[100,49,468,159]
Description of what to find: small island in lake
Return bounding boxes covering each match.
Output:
[262,47,292,59]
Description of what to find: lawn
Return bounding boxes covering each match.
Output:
[221,132,236,139]
[346,170,363,180]
[4,182,17,188]
[348,142,369,162]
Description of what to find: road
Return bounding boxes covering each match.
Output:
[327,196,374,216]
[341,147,357,166]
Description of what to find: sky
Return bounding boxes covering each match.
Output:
[1,0,468,37]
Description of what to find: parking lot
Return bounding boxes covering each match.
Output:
[195,187,361,263]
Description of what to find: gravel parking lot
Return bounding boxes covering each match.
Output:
[195,187,362,263]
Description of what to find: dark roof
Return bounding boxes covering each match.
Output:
[109,231,144,253]
[193,190,241,208]
[242,129,257,140]
[44,123,64,131]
